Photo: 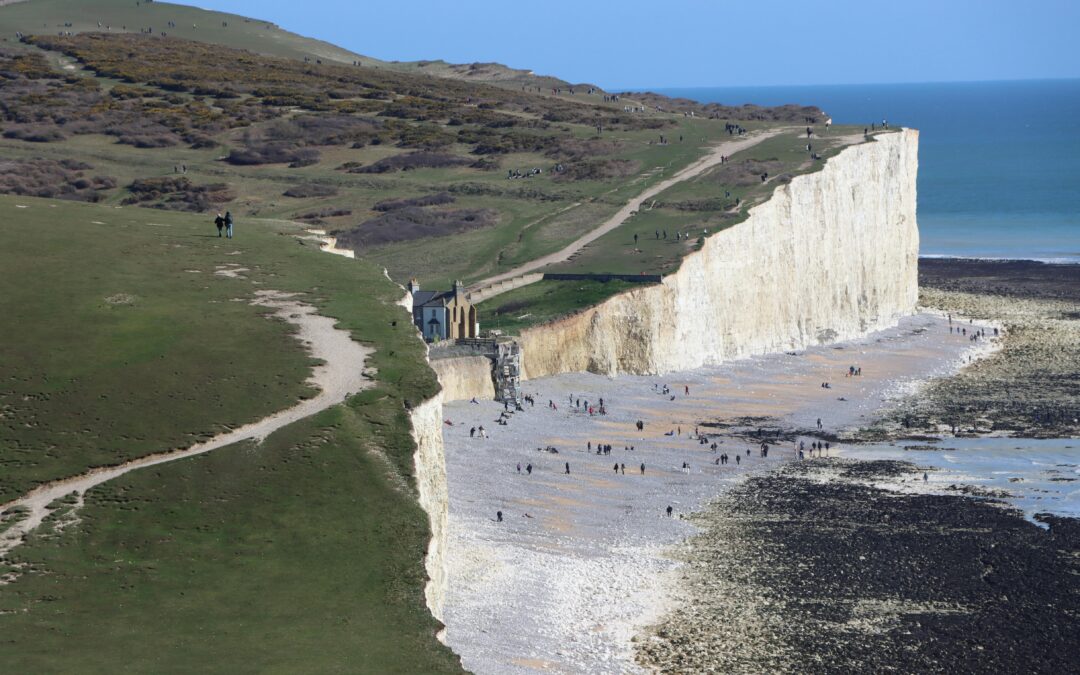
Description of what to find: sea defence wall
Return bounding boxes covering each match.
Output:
[430,355,496,402]
[517,129,919,378]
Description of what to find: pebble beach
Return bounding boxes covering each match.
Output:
[439,313,997,673]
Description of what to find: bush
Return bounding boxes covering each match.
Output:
[372,192,454,211]
[335,207,498,248]
[0,158,116,201]
[122,176,234,212]
[554,158,640,181]
[283,183,338,198]
[349,151,470,174]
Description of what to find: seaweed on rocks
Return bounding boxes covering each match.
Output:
[638,459,1080,674]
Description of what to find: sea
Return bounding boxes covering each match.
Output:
[655,79,1080,263]
[656,80,1080,520]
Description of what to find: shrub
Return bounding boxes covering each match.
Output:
[349,151,470,174]
[334,207,498,248]
[372,192,454,211]
[0,158,116,201]
[283,183,338,198]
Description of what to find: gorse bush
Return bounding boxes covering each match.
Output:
[0,158,115,201]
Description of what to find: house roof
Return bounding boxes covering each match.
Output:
[412,290,446,307]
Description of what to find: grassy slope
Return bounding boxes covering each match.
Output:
[0,0,366,64]
[0,194,459,672]
[0,0,580,90]
[479,278,647,335]
[0,196,316,502]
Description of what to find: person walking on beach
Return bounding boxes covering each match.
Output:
[736,455,741,465]
[621,463,626,475]
[640,463,646,475]
[497,510,503,522]
[614,462,619,474]
[526,463,532,475]
[517,463,521,474]
[214,213,225,237]
[565,462,570,475]
[224,211,234,238]
[666,505,673,517]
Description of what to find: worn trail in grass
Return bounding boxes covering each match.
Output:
[0,289,373,558]
[472,128,787,290]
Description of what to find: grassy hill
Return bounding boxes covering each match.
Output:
[0,0,367,64]
[0,0,593,90]
[0,195,460,672]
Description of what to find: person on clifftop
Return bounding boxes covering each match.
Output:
[214,213,225,237]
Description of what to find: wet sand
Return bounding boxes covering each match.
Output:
[440,313,993,674]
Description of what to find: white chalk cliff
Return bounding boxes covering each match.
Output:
[411,130,918,629]
[517,130,919,378]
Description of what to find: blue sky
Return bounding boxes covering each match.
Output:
[185,0,1080,88]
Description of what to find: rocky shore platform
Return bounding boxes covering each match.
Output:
[637,458,1080,673]
[879,258,1080,437]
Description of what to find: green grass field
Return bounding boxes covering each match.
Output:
[0,194,459,672]
[477,278,648,334]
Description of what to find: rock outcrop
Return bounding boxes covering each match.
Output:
[517,130,919,378]
[430,356,495,402]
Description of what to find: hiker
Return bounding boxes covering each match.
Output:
[214,213,225,237]
[817,417,822,430]
[224,211,234,238]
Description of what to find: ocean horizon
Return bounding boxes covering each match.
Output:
[649,79,1080,263]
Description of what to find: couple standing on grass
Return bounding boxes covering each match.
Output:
[214,211,234,238]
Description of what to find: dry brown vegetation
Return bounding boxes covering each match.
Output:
[0,158,116,201]
[122,176,234,212]
[373,192,455,211]
[334,207,499,248]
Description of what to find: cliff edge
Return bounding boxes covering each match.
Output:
[517,129,919,378]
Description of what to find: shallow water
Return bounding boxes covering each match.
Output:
[842,437,1080,520]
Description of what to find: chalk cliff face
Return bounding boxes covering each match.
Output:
[518,130,919,378]
[409,393,449,624]
[431,356,495,402]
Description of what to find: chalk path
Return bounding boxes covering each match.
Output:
[471,128,787,289]
[0,290,373,559]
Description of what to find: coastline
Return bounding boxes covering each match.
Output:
[439,257,1080,673]
[874,257,1080,438]
[438,312,997,673]
[637,257,1080,671]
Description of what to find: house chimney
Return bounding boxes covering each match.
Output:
[453,279,464,297]
[408,277,420,294]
